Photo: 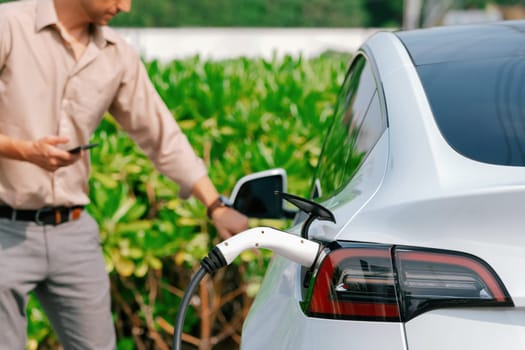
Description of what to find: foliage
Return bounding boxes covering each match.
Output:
[110,0,370,28]
[365,0,404,28]
[462,0,524,7]
[27,52,350,350]
[0,0,380,27]
[1,0,523,28]
[106,0,524,28]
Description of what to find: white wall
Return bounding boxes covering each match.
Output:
[114,28,381,61]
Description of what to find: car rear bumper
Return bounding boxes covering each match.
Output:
[405,308,525,349]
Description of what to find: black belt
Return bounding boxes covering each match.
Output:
[0,205,84,226]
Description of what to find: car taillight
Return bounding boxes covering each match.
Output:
[304,243,513,322]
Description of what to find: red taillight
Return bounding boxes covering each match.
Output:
[304,244,513,322]
[308,246,400,321]
[395,249,512,320]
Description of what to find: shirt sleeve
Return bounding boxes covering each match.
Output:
[109,43,208,199]
[0,9,12,70]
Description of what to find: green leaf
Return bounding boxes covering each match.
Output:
[117,338,135,350]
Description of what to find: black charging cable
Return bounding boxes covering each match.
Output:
[172,248,228,350]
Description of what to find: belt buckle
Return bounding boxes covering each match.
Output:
[34,207,82,225]
[34,208,46,225]
[34,207,56,225]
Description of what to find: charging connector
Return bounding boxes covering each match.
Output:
[201,227,321,273]
[173,226,322,350]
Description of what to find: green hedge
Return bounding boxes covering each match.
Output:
[0,0,402,28]
[2,0,522,28]
[27,52,350,350]
[108,0,370,27]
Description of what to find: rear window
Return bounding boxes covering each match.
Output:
[417,56,525,166]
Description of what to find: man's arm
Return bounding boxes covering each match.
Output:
[0,134,80,171]
[191,176,248,240]
[110,42,248,238]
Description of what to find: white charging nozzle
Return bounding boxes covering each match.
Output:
[217,227,320,267]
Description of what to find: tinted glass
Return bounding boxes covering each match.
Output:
[232,175,284,218]
[417,57,525,166]
[312,56,385,200]
[396,22,525,66]
[354,91,385,157]
[397,21,525,166]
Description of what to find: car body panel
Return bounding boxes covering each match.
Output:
[405,308,525,349]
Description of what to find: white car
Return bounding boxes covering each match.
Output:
[230,20,525,349]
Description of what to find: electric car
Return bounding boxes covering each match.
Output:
[229,21,525,349]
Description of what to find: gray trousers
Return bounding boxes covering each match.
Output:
[0,212,116,350]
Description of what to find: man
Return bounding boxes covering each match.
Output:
[0,0,249,349]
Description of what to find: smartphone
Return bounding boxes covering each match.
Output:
[68,143,99,154]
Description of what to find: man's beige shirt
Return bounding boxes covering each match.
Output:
[0,0,207,209]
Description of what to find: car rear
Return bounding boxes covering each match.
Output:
[242,21,525,349]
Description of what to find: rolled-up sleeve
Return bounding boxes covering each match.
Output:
[109,44,207,198]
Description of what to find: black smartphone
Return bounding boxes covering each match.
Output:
[68,143,99,154]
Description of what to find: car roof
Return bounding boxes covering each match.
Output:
[395,20,525,66]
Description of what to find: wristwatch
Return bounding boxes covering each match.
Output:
[206,196,228,219]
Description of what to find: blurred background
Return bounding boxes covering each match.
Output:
[109,0,525,61]
[2,0,524,60]
[107,0,525,29]
[2,1,524,350]
[97,0,525,60]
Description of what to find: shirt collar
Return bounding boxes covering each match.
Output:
[35,0,117,47]
[93,26,118,47]
[35,0,57,32]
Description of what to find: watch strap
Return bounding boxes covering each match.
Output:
[207,196,226,219]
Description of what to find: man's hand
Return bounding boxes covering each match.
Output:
[190,176,249,240]
[21,136,81,171]
[211,206,249,240]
